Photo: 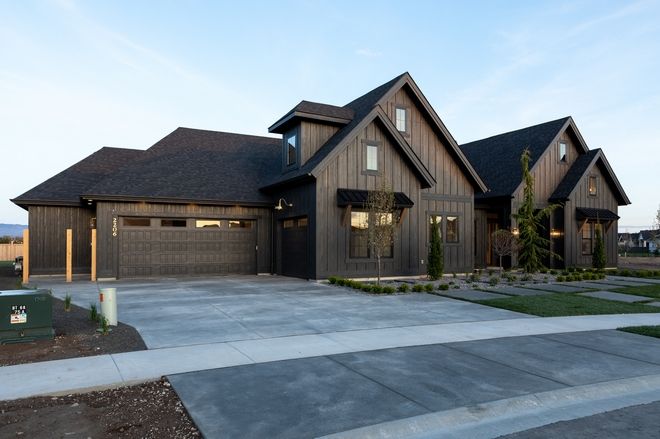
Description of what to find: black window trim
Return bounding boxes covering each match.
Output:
[283,126,300,170]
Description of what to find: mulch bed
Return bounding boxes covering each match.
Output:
[0,378,200,438]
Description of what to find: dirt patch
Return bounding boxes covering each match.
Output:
[619,256,660,270]
[1,296,146,367]
[0,378,200,439]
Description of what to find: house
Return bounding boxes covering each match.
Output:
[12,72,486,280]
[461,117,630,269]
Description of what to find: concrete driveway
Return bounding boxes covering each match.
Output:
[39,276,525,349]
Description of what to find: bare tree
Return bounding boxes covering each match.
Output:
[491,229,517,272]
[365,181,398,284]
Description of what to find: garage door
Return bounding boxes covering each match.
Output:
[280,217,308,278]
[119,217,256,278]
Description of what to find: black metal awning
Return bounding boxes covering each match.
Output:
[337,189,414,208]
[576,207,619,221]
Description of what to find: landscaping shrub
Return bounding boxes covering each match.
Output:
[489,276,499,286]
[592,228,606,270]
[469,273,479,282]
[361,285,372,293]
[539,268,548,274]
[412,284,424,292]
[567,267,576,273]
[382,286,396,294]
[424,283,434,292]
[89,303,98,322]
[427,215,444,280]
[397,283,410,293]
[371,285,384,294]
[328,276,339,285]
[438,284,449,291]
[556,275,565,282]
[64,294,72,312]
[521,273,533,282]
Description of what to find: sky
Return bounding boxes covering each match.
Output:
[1,0,659,231]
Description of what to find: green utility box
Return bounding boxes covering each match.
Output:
[0,289,54,344]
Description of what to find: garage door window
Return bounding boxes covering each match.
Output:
[196,219,223,228]
[161,219,187,227]
[123,217,151,227]
[229,220,252,229]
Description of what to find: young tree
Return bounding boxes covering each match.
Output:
[592,225,606,269]
[512,149,560,273]
[365,181,398,284]
[491,229,517,272]
[427,216,444,280]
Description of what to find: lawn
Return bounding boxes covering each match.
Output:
[476,293,660,317]
[618,326,660,339]
[613,284,660,300]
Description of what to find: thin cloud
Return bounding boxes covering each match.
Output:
[355,48,382,58]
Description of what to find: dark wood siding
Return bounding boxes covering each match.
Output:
[300,121,339,166]
[563,164,619,268]
[28,206,93,275]
[315,119,423,278]
[95,202,272,279]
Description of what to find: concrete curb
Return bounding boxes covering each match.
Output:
[319,374,660,439]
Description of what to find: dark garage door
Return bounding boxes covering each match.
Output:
[280,217,308,279]
[119,217,256,278]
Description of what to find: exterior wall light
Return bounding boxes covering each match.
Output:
[550,229,562,237]
[511,227,519,236]
[275,198,293,210]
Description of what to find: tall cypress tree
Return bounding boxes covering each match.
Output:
[428,216,443,280]
[592,225,606,269]
[513,149,560,273]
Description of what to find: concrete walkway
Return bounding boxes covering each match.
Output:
[3,313,660,401]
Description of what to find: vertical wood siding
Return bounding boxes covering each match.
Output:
[95,202,272,279]
[563,164,619,268]
[300,122,339,165]
[28,206,93,275]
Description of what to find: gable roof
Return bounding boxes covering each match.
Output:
[263,72,486,192]
[460,117,572,199]
[550,148,631,205]
[84,128,281,205]
[269,101,355,134]
[12,147,144,209]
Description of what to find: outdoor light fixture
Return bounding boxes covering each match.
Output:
[274,198,293,210]
[511,227,520,236]
[550,229,562,237]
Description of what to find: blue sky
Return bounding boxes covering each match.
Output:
[1,0,659,231]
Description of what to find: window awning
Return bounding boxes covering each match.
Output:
[576,207,619,221]
[337,189,414,208]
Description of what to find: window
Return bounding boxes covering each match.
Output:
[446,216,459,243]
[285,132,297,166]
[581,223,593,255]
[123,217,150,227]
[559,142,567,162]
[429,215,443,241]
[298,217,308,227]
[228,220,252,229]
[588,176,597,196]
[366,144,378,171]
[161,219,187,227]
[395,107,407,132]
[350,211,369,258]
[283,219,295,229]
[196,219,222,228]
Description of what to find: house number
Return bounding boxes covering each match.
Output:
[112,217,118,237]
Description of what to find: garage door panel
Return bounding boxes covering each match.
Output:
[119,218,256,278]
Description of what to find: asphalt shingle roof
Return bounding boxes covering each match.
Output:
[263,73,407,188]
[549,149,600,201]
[12,147,144,206]
[460,117,571,199]
[85,128,281,204]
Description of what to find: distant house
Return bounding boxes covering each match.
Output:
[461,118,630,269]
[618,230,659,254]
[12,73,485,279]
[639,230,659,253]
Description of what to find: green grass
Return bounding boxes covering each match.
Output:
[618,325,660,339]
[476,293,660,317]
[613,284,660,300]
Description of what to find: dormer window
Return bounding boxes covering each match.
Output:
[285,131,297,166]
[559,142,567,162]
[366,144,378,171]
[395,107,408,133]
[588,176,597,196]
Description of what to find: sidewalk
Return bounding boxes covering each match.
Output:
[3,313,660,401]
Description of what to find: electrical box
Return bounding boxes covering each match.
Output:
[0,289,54,344]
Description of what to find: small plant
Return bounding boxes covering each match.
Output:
[438,283,449,291]
[470,273,479,282]
[489,276,499,286]
[64,294,72,312]
[549,269,557,275]
[382,286,396,294]
[487,269,494,276]
[361,284,372,293]
[521,274,533,282]
[556,275,565,282]
[424,283,434,292]
[397,283,410,293]
[453,285,460,289]
[448,281,455,285]
[99,316,109,335]
[328,276,339,285]
[371,285,384,294]
[89,303,98,322]
[452,272,457,279]
[412,284,424,292]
